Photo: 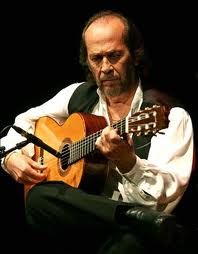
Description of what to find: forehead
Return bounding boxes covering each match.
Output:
[84,17,125,48]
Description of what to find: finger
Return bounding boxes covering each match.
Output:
[127,134,133,145]
[95,137,103,149]
[8,168,38,184]
[29,159,47,170]
[17,167,46,184]
[103,128,120,143]
[25,165,47,180]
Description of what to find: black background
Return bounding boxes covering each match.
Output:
[0,1,197,236]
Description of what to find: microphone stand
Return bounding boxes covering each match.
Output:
[0,140,30,159]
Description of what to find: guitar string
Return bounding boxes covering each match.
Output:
[60,115,157,164]
[0,109,159,164]
[61,119,155,163]
[61,118,126,163]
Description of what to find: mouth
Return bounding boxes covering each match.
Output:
[101,79,118,85]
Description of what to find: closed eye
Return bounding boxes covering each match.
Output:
[107,52,122,62]
[90,55,103,63]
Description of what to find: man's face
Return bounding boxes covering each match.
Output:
[85,17,136,97]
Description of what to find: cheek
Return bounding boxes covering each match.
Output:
[114,63,126,76]
[88,61,96,72]
[89,65,100,79]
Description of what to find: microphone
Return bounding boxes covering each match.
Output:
[12,125,61,158]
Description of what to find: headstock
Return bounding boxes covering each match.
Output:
[128,105,170,136]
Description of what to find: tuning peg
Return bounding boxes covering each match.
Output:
[137,126,142,131]
[144,130,151,135]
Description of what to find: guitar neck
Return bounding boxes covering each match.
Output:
[65,104,168,165]
[68,118,126,164]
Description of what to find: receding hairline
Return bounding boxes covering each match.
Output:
[85,16,125,38]
[89,14,125,26]
[82,11,129,40]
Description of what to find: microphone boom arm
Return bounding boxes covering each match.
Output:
[12,125,62,158]
[26,133,62,158]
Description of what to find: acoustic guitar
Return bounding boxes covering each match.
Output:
[24,105,169,197]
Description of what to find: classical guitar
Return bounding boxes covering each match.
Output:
[24,105,169,197]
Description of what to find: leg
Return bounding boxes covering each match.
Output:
[25,181,132,253]
[25,181,178,254]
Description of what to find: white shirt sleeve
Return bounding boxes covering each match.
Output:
[1,82,82,167]
[118,107,194,213]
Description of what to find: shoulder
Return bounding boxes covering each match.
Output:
[55,82,85,98]
[166,107,194,137]
[63,82,85,92]
[169,107,192,122]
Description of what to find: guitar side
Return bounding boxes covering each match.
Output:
[24,113,108,198]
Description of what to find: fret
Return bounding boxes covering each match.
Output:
[64,105,169,166]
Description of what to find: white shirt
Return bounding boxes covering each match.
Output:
[1,82,194,213]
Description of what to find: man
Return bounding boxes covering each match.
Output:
[1,10,194,253]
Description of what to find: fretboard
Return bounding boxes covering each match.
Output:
[68,118,126,164]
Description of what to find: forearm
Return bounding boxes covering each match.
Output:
[117,156,179,211]
[117,108,194,211]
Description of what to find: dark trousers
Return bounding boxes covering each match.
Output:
[24,181,190,254]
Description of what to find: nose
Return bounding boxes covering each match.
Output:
[101,57,113,73]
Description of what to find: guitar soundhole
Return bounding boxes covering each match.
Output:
[60,144,70,170]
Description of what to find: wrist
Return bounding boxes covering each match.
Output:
[4,151,19,169]
[116,154,137,174]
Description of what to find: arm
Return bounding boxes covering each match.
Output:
[0,82,82,182]
[122,107,194,212]
[96,107,194,212]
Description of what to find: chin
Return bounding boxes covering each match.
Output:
[103,87,123,97]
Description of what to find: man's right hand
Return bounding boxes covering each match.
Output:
[4,152,47,184]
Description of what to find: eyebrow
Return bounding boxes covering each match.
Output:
[90,50,123,57]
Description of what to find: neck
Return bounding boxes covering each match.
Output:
[106,89,136,123]
[106,90,133,106]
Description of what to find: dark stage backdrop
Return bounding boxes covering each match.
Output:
[1,1,197,242]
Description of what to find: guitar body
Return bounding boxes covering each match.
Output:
[24,105,169,198]
[24,113,108,198]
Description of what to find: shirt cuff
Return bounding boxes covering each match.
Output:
[116,155,143,177]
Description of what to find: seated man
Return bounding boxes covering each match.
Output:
[0,10,194,254]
